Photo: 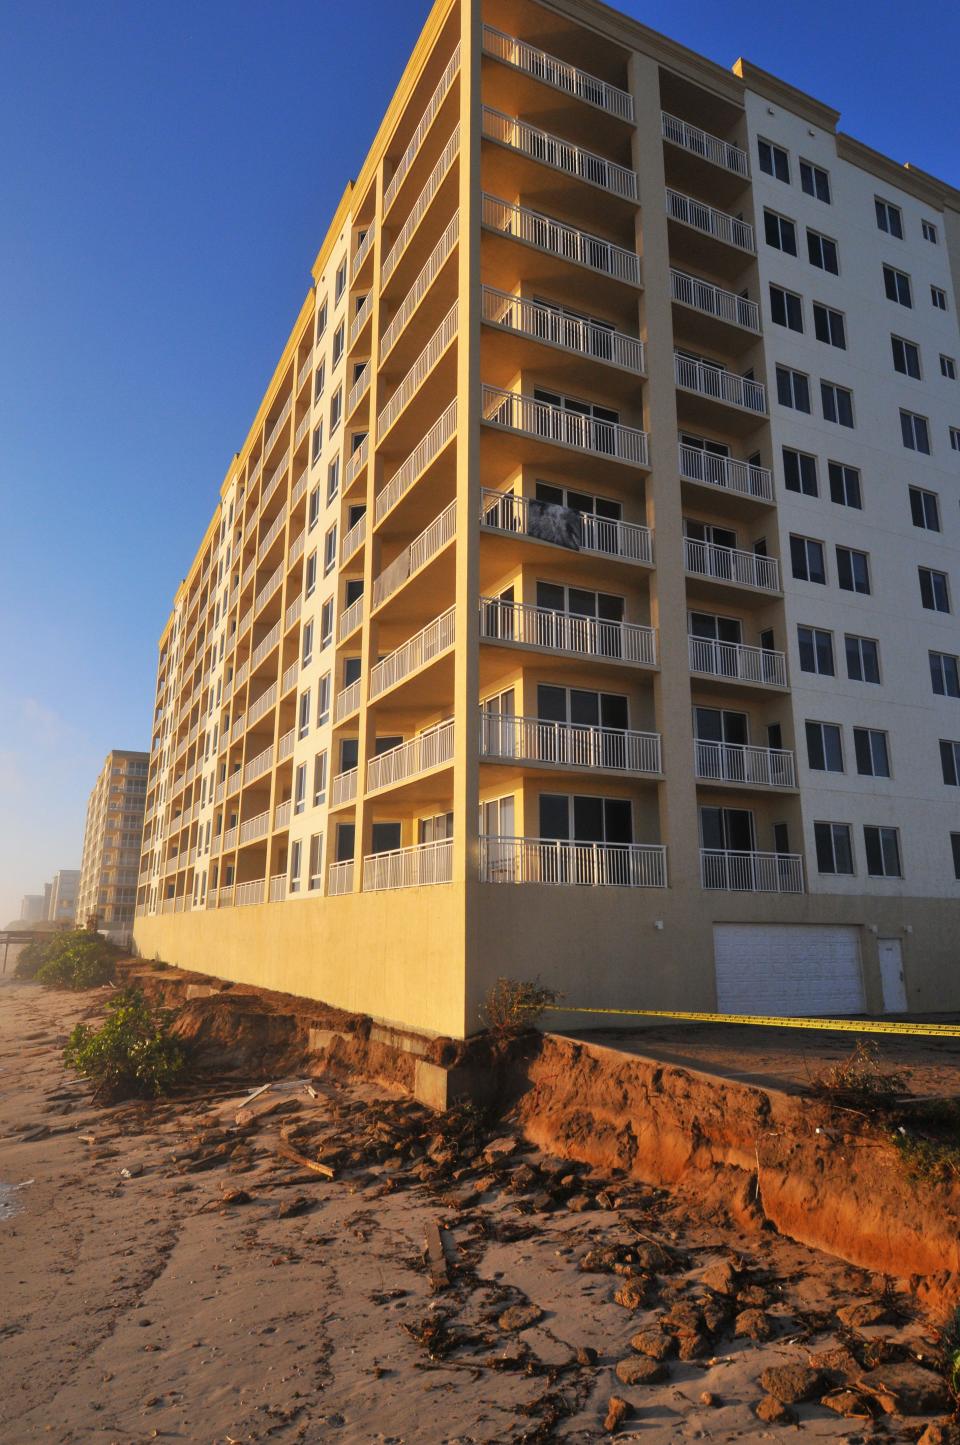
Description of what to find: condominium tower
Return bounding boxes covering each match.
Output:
[47,870,80,926]
[78,751,149,938]
[135,0,960,1037]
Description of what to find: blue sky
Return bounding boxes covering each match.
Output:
[1,0,957,925]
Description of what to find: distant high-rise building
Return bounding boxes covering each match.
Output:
[47,870,80,925]
[19,894,47,924]
[77,751,149,939]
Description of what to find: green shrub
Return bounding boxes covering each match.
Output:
[941,1305,960,1411]
[63,988,185,1101]
[480,976,561,1033]
[13,934,54,979]
[18,930,119,990]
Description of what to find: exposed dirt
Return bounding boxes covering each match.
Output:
[2,979,959,1443]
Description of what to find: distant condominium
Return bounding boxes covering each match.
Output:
[136,0,960,1038]
[77,751,149,938]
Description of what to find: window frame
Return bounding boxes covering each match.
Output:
[798,624,835,676]
[805,719,845,773]
[875,197,903,239]
[758,137,790,182]
[828,460,862,509]
[800,159,830,203]
[763,208,798,256]
[790,533,827,584]
[845,634,881,685]
[853,727,891,779]
[883,264,912,307]
[814,820,855,875]
[821,380,854,428]
[863,824,902,879]
[813,302,846,349]
[807,227,839,274]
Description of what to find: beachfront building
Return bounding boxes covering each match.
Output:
[77,751,149,940]
[47,870,80,927]
[135,0,960,1037]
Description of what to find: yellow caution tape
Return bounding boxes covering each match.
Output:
[548,1005,960,1038]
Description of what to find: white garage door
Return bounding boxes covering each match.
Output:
[713,924,864,1016]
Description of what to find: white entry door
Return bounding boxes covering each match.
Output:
[877,937,908,1012]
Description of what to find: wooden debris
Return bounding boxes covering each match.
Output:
[425,1219,449,1290]
[276,1141,335,1179]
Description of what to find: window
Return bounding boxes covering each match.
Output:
[776,366,810,412]
[952,428,960,452]
[922,219,939,244]
[298,691,311,740]
[909,487,940,531]
[330,387,342,432]
[289,838,302,892]
[540,793,633,846]
[335,258,347,301]
[783,447,818,496]
[900,409,930,453]
[828,461,862,509]
[846,634,880,684]
[892,336,921,379]
[294,762,307,814]
[314,360,325,402]
[952,834,960,880]
[317,672,332,723]
[806,720,844,772]
[931,651,960,698]
[836,546,870,594]
[932,286,948,312]
[854,728,890,778]
[313,751,328,806]
[813,303,845,348]
[332,323,345,365]
[320,598,333,647]
[308,833,323,890]
[940,739,960,786]
[308,485,321,533]
[941,355,957,380]
[770,285,803,331]
[798,625,834,676]
[815,821,854,875]
[301,619,314,666]
[315,298,328,342]
[327,457,340,502]
[790,534,826,583]
[821,381,854,427]
[758,138,789,181]
[800,158,830,202]
[311,422,323,463]
[883,265,912,307]
[875,197,903,239]
[323,525,337,575]
[864,825,902,878]
[807,229,839,274]
[305,551,318,597]
[764,209,797,255]
[919,567,950,613]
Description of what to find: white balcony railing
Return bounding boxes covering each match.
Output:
[269,872,286,902]
[684,537,781,592]
[345,434,370,489]
[334,678,362,722]
[481,597,657,666]
[254,563,283,615]
[670,269,759,332]
[297,354,311,392]
[258,503,288,562]
[380,214,459,361]
[247,682,278,726]
[481,836,667,887]
[481,287,645,372]
[661,111,749,178]
[274,799,292,829]
[483,25,634,122]
[291,467,308,508]
[260,452,290,516]
[366,718,455,793]
[338,593,364,641]
[347,365,371,416]
[482,107,638,200]
[383,43,461,214]
[375,400,456,524]
[674,354,766,413]
[666,187,755,253]
[236,878,265,907]
[381,124,460,284]
[688,634,787,688]
[700,849,804,893]
[363,839,453,892]
[331,767,358,807]
[351,222,375,279]
[327,859,355,895]
[480,713,662,775]
[377,302,457,440]
[251,620,281,670]
[369,606,456,700]
[222,825,238,853]
[341,512,367,563]
[678,443,773,502]
[481,385,649,466]
[349,292,373,348]
[288,528,305,566]
[285,595,302,631]
[277,727,295,761]
[243,745,273,786]
[264,397,292,458]
[239,809,270,845]
[372,500,456,610]
[694,739,796,789]
[481,194,640,286]
[480,489,652,566]
[294,413,310,449]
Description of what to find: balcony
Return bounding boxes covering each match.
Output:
[375,400,456,525]
[683,537,780,593]
[247,682,278,726]
[347,365,371,418]
[482,107,638,202]
[334,678,362,723]
[481,386,649,468]
[239,809,270,845]
[480,836,667,887]
[274,799,292,829]
[369,606,456,700]
[480,490,652,567]
[372,500,456,610]
[700,849,804,893]
[661,112,749,178]
[288,528,305,567]
[331,768,358,807]
[269,873,286,903]
[349,292,373,348]
[481,287,645,373]
[366,718,454,793]
[674,354,766,415]
[345,435,370,490]
[670,268,759,334]
[264,397,291,459]
[377,301,457,442]
[235,879,265,907]
[481,194,640,287]
[254,563,283,616]
[678,443,773,503]
[694,740,796,789]
[244,744,273,785]
[351,222,375,280]
[251,620,281,670]
[480,713,661,775]
[363,838,452,892]
[666,187,755,254]
[278,727,295,761]
[285,595,302,632]
[482,25,634,123]
[380,213,459,362]
[481,598,657,667]
[381,124,460,285]
[688,634,787,689]
[338,593,364,642]
[383,43,460,215]
[341,513,367,563]
[327,859,355,896]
